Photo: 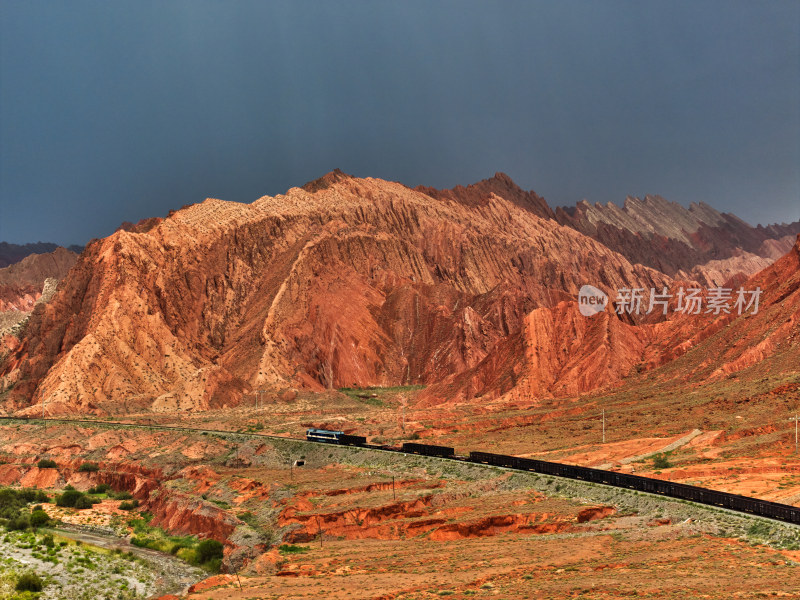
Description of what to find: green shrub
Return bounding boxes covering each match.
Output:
[196,539,224,564]
[279,544,310,554]
[0,488,41,519]
[175,547,198,563]
[30,509,49,527]
[111,491,133,500]
[203,557,222,572]
[747,521,771,538]
[74,495,96,510]
[78,462,100,472]
[652,453,672,469]
[18,488,46,503]
[119,500,139,511]
[56,489,83,508]
[238,511,258,527]
[6,514,30,530]
[37,459,57,469]
[88,483,110,494]
[15,571,43,592]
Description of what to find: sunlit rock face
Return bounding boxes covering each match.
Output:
[0,171,671,414]
[2,170,797,416]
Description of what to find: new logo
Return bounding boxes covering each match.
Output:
[578,285,608,317]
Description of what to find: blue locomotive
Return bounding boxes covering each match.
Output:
[306,428,367,446]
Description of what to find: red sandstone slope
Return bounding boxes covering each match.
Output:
[425,234,800,406]
[0,172,673,415]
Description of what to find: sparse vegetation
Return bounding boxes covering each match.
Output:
[87,483,110,495]
[56,489,99,509]
[196,539,223,564]
[15,571,44,592]
[36,458,57,469]
[119,499,139,511]
[129,514,223,572]
[279,543,311,554]
[0,488,50,532]
[338,385,425,408]
[652,453,672,469]
[78,462,100,472]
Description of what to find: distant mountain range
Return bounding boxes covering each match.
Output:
[0,242,83,269]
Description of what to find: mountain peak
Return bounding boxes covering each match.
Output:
[301,168,353,193]
[487,171,517,188]
[415,173,554,220]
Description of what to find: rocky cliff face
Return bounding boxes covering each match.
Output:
[426,234,800,406]
[555,195,800,284]
[0,172,672,415]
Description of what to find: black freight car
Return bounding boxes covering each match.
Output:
[467,451,800,525]
[401,442,455,458]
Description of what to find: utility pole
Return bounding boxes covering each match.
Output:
[790,414,799,456]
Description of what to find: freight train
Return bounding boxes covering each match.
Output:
[305,429,800,526]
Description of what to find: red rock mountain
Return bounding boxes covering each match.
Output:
[1,172,796,417]
[1,172,673,415]
[0,248,79,351]
[0,242,82,269]
[0,247,79,311]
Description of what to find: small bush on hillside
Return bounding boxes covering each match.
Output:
[203,557,222,573]
[37,459,57,469]
[652,453,672,469]
[279,544,310,554]
[56,489,83,508]
[119,500,139,511]
[196,539,224,564]
[88,483,110,494]
[15,571,43,592]
[78,462,100,472]
[56,489,99,509]
[18,489,48,503]
[6,514,30,531]
[74,495,96,510]
[30,509,49,527]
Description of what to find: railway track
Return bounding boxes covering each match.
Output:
[1,416,799,526]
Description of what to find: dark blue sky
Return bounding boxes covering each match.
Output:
[1,1,798,246]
